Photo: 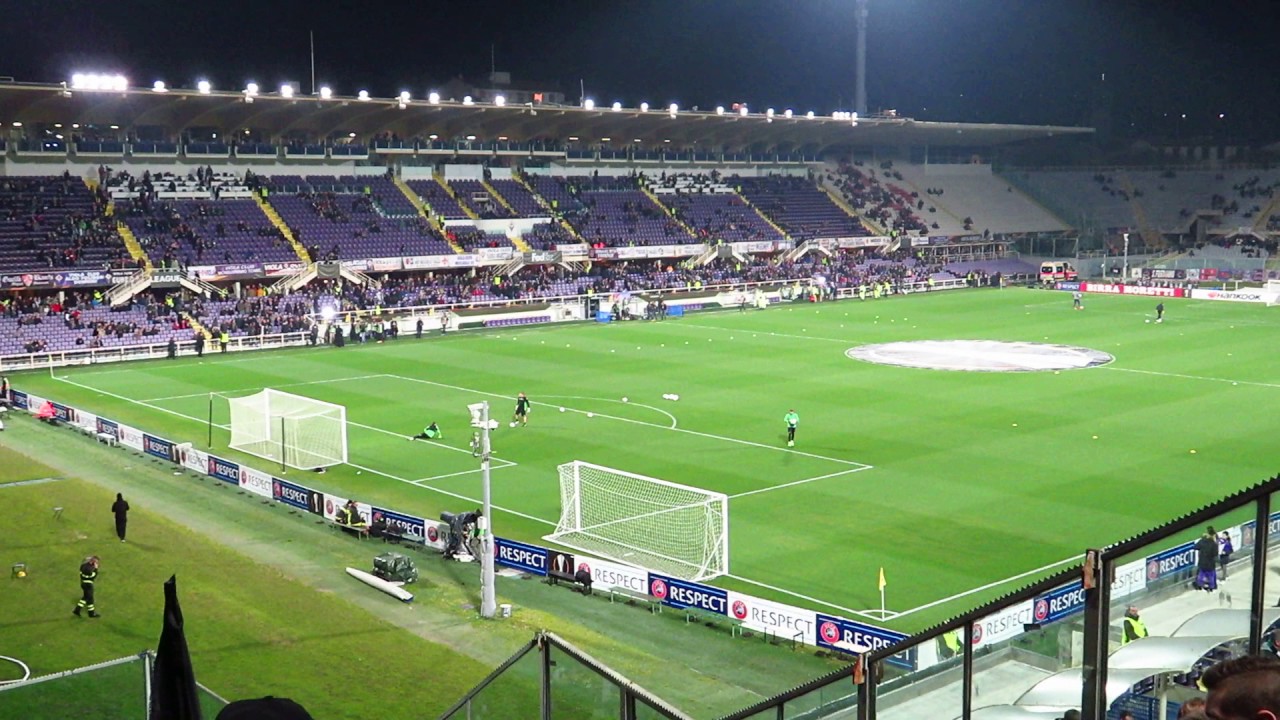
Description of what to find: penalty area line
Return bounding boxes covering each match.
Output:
[383,374,872,469]
[349,462,553,527]
[728,466,874,499]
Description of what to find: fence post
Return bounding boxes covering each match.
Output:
[1250,494,1272,655]
[141,650,153,720]
[1080,555,1112,720]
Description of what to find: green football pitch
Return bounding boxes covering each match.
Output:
[15,288,1280,632]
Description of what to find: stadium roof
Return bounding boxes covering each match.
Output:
[0,83,1092,152]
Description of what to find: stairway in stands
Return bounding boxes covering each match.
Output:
[253,194,311,262]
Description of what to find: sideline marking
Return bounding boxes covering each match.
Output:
[726,574,888,621]
[138,374,387,402]
[53,375,516,465]
[888,555,1080,620]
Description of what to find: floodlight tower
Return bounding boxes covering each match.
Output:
[855,0,869,117]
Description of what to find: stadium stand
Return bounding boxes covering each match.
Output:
[521,222,575,250]
[649,174,786,243]
[119,198,298,267]
[449,180,513,219]
[527,175,584,213]
[885,164,1069,234]
[733,175,870,241]
[0,175,131,273]
[487,178,547,217]
[1013,168,1280,233]
[266,192,454,260]
[825,163,928,236]
[404,179,472,220]
[0,294,192,355]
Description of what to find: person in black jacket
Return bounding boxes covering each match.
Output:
[111,493,130,542]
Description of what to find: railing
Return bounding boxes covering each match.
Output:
[105,269,152,307]
[0,333,309,372]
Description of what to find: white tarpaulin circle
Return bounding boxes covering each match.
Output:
[846,340,1114,372]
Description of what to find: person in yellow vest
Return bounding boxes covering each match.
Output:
[927,277,936,292]
[938,629,962,659]
[873,283,882,299]
[219,330,229,353]
[1121,606,1148,644]
[858,284,868,301]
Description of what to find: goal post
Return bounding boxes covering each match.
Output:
[544,460,729,582]
[226,389,348,469]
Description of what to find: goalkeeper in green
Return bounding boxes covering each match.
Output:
[784,409,799,447]
[412,422,442,441]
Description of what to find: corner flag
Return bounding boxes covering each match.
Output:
[878,567,887,592]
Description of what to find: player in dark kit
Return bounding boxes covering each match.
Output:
[512,392,531,427]
[73,555,101,618]
[1155,302,1165,323]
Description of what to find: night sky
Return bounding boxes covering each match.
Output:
[3,0,1277,142]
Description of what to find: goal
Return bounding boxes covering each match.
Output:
[544,461,729,581]
[226,389,348,469]
[1266,280,1280,306]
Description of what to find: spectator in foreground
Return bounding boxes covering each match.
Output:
[1203,655,1280,719]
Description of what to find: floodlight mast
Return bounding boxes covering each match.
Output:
[855,0,869,117]
[478,401,497,619]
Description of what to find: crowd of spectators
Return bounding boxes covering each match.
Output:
[828,162,930,236]
[0,174,134,271]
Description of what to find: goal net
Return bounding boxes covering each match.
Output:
[227,389,348,469]
[544,461,729,581]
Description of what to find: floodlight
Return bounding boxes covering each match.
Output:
[668,103,678,116]
[494,94,506,106]
[806,111,815,119]
[784,109,793,118]
[567,136,578,141]
[611,102,622,112]
[280,84,294,98]
[716,106,725,115]
[633,138,642,143]
[348,132,356,138]
[319,86,332,99]
[245,83,259,96]
[466,135,476,141]
[357,90,370,101]
[71,73,85,88]
[319,306,337,322]
[852,111,858,120]
[583,98,595,110]
[639,102,649,112]
[463,95,474,105]
[398,91,411,103]
[197,80,211,94]
[428,134,439,140]
[109,124,119,130]
[601,137,611,142]
[152,81,167,93]
[111,75,128,91]
[11,122,21,127]
[428,91,440,104]
[739,106,748,116]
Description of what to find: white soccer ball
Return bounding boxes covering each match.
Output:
[1144,319,1150,323]
[509,422,516,428]
[622,397,629,403]
[559,407,566,412]
[587,412,594,418]
[671,394,679,401]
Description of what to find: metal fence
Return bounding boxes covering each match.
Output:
[717,473,1280,720]
[438,632,692,720]
[0,651,227,719]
